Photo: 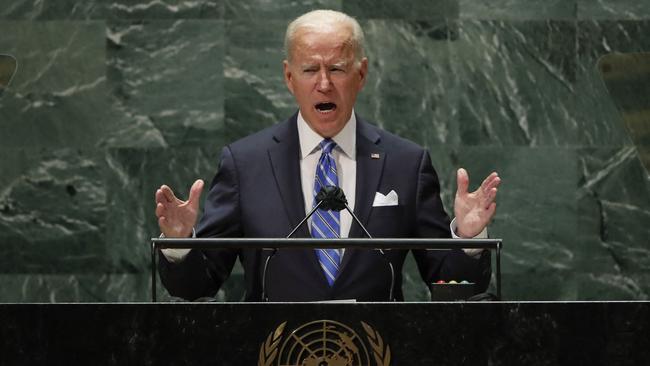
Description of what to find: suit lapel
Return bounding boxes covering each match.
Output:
[267,114,310,238]
[349,118,385,238]
[338,118,385,276]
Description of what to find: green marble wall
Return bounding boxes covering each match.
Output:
[0,0,648,302]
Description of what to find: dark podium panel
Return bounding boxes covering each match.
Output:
[1,302,649,365]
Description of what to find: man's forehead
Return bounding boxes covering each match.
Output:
[293,25,353,48]
[292,33,355,61]
[295,52,354,68]
[294,20,353,39]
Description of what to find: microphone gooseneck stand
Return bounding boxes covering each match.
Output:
[261,200,325,301]
[261,186,395,302]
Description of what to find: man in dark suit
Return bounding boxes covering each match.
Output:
[155,10,501,302]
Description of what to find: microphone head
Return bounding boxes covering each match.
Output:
[316,186,347,211]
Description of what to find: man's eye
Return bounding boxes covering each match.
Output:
[330,67,344,73]
[303,68,317,73]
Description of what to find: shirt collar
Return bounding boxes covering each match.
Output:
[297,110,356,160]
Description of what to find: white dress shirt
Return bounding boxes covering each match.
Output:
[297,110,356,238]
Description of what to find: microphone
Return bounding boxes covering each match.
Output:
[262,186,395,301]
[315,185,347,211]
[285,185,370,238]
[0,54,17,98]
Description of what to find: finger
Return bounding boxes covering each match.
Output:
[480,176,501,199]
[489,175,502,190]
[156,189,176,212]
[155,202,166,218]
[155,189,168,205]
[158,216,169,234]
[482,177,501,197]
[456,168,469,196]
[483,187,498,207]
[160,185,177,203]
[480,172,499,190]
[188,179,204,209]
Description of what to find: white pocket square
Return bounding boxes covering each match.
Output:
[372,190,398,207]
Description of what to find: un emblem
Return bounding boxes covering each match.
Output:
[258,320,391,366]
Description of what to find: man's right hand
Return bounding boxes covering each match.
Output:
[155,179,204,238]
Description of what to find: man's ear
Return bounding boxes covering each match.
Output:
[283,60,295,95]
[357,57,369,91]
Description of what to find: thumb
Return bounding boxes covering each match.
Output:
[456,168,469,196]
[188,179,204,209]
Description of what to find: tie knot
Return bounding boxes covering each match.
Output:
[320,139,337,154]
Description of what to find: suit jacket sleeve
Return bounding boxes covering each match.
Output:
[411,150,491,293]
[158,146,242,300]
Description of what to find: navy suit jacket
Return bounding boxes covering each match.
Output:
[159,114,491,301]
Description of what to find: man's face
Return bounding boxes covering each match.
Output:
[283,26,368,138]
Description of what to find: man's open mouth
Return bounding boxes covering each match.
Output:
[315,102,337,113]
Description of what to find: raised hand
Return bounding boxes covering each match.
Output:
[454,168,501,238]
[155,179,204,238]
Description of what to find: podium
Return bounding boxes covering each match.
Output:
[1,302,649,365]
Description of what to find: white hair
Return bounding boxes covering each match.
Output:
[284,9,366,63]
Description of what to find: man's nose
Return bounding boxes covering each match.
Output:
[316,70,332,92]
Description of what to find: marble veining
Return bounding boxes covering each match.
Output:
[0,0,649,302]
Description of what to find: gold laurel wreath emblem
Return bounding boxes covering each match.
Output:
[361,321,391,366]
[258,320,391,366]
[258,321,286,366]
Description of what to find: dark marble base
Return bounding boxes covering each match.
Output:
[1,302,648,365]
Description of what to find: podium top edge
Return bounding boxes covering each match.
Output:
[150,237,503,250]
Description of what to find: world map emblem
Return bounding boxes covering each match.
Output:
[259,320,391,366]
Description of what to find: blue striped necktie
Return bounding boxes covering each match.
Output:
[311,139,341,286]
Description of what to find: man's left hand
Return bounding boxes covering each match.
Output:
[454,168,501,238]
